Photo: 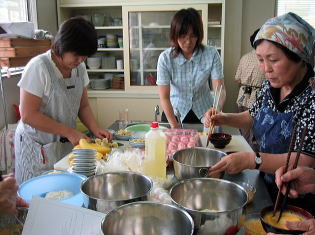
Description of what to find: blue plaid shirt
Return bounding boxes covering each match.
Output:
[157,46,224,121]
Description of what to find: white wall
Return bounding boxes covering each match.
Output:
[36,0,58,35]
[0,74,21,129]
[223,0,275,113]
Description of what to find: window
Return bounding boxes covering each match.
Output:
[0,0,37,73]
[0,0,28,22]
[277,0,315,27]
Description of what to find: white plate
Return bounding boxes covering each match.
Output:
[114,133,131,141]
[73,166,96,171]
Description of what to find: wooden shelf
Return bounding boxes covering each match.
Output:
[0,38,51,67]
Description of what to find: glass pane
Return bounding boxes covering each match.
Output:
[0,0,28,22]
[128,11,176,86]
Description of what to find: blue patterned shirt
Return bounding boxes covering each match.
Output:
[157,46,223,121]
[249,74,315,157]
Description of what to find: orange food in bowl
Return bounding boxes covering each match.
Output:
[244,218,266,235]
[263,211,303,230]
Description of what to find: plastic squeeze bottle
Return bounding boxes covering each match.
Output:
[144,122,167,179]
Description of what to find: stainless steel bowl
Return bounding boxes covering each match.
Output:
[81,171,152,213]
[173,147,226,180]
[101,201,194,235]
[170,178,248,234]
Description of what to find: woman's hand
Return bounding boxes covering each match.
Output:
[275,166,315,198]
[93,129,113,142]
[208,152,255,176]
[0,176,19,216]
[203,108,226,128]
[66,129,89,146]
[16,196,29,208]
[267,219,315,235]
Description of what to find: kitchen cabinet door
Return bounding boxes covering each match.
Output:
[122,4,208,91]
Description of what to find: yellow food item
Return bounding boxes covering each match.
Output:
[246,189,254,203]
[73,145,81,149]
[116,129,132,136]
[244,218,266,234]
[264,211,303,230]
[79,138,111,155]
[96,151,107,160]
[131,138,145,143]
[68,153,74,164]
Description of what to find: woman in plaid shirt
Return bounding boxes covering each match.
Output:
[157,8,226,128]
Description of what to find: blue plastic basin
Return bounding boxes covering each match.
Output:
[18,173,87,207]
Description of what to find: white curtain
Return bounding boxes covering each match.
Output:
[277,0,315,27]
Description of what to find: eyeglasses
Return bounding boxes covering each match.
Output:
[179,34,197,41]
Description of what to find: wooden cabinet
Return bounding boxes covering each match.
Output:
[57,0,225,93]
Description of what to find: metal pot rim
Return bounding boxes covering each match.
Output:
[172,147,226,167]
[101,201,195,235]
[169,178,248,213]
[80,171,153,201]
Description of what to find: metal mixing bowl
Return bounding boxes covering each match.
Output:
[173,147,226,180]
[81,171,152,213]
[170,178,248,234]
[101,201,194,235]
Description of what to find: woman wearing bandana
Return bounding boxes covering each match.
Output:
[204,12,315,215]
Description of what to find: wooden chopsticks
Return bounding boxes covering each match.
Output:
[274,126,308,222]
[273,124,298,216]
[206,85,223,147]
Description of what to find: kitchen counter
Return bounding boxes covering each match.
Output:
[108,121,273,213]
[55,121,273,234]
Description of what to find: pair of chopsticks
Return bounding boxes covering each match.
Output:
[273,125,308,222]
[206,85,223,147]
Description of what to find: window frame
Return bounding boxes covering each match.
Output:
[0,0,38,74]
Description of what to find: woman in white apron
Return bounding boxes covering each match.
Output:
[14,17,112,184]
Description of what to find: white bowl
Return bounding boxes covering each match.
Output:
[87,57,101,69]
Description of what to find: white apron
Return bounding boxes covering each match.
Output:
[14,53,85,184]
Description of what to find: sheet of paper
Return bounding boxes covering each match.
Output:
[22,196,105,235]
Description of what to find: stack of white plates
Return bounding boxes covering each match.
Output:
[72,149,96,177]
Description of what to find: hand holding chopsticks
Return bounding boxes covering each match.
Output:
[273,125,308,222]
[273,124,298,216]
[206,85,223,147]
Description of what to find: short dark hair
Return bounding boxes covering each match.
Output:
[169,8,204,57]
[250,28,260,48]
[254,39,301,63]
[52,17,97,57]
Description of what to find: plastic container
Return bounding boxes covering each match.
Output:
[163,129,200,158]
[144,122,167,179]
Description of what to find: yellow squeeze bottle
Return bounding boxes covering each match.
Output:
[144,122,167,179]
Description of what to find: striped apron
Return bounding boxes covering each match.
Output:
[14,54,84,184]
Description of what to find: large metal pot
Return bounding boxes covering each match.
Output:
[81,171,152,213]
[101,201,194,235]
[170,178,248,235]
[173,147,226,180]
